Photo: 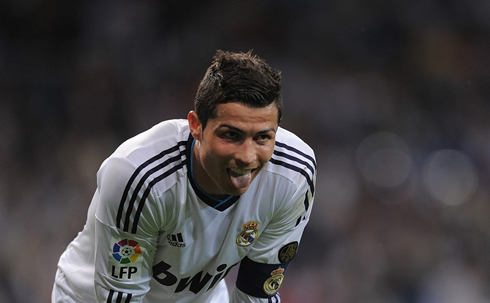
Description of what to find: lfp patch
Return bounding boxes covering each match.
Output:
[112,239,142,264]
[109,238,143,280]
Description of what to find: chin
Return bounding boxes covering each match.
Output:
[226,186,250,196]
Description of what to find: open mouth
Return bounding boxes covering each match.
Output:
[229,167,253,175]
[228,167,254,189]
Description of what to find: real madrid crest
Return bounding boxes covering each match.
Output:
[236,221,260,247]
[263,267,285,296]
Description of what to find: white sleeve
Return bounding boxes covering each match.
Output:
[232,169,316,302]
[93,157,163,302]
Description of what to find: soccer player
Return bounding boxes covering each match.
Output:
[52,50,316,302]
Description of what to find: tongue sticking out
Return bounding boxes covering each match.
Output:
[229,170,252,189]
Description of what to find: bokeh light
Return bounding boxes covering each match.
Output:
[356,132,412,188]
[422,149,479,206]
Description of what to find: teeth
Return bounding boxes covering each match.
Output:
[229,168,252,175]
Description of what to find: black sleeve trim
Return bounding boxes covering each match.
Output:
[236,256,290,298]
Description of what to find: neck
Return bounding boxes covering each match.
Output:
[190,140,228,200]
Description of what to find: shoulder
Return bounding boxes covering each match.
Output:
[97,119,190,200]
[270,127,316,176]
[275,127,316,161]
[265,127,316,193]
[96,120,190,231]
[111,119,189,161]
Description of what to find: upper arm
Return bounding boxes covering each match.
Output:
[93,157,162,302]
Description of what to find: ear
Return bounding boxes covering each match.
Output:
[187,111,202,141]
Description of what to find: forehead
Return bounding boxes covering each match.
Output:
[210,102,279,128]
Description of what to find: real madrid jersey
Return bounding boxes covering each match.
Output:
[54,119,316,303]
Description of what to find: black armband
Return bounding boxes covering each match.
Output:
[236,256,290,298]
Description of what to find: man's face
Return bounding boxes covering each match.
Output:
[188,102,278,197]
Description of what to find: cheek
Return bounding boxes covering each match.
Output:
[204,144,231,166]
[263,142,276,156]
[257,146,275,164]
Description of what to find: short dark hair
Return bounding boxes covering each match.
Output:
[194,50,282,129]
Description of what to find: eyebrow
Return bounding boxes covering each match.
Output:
[218,124,277,135]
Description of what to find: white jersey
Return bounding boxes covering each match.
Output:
[53,119,316,303]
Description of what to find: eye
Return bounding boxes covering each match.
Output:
[223,131,240,140]
[255,134,272,142]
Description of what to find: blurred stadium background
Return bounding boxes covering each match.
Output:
[1,1,490,302]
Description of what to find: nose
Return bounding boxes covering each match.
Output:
[235,139,256,166]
